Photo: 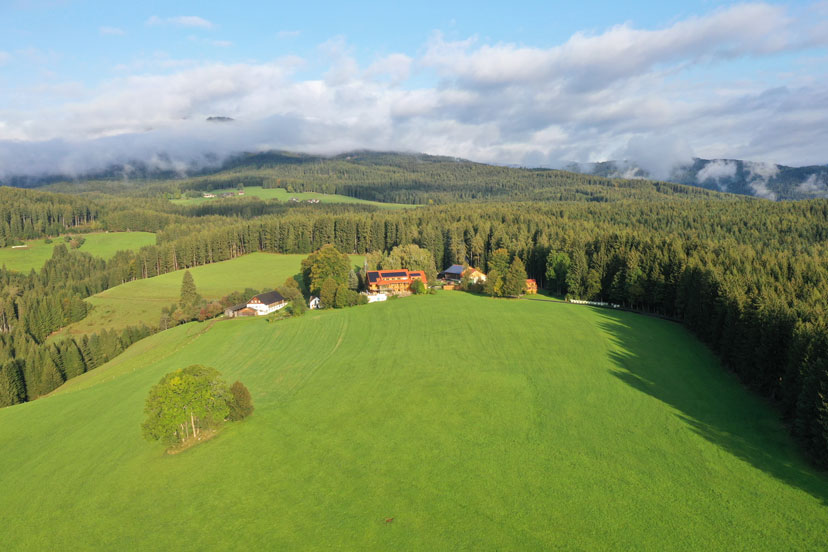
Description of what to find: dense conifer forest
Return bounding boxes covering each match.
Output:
[1,153,827,467]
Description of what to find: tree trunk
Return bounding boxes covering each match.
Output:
[190,412,197,438]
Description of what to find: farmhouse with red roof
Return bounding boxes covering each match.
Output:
[366,269,427,295]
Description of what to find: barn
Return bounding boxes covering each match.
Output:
[246,291,288,315]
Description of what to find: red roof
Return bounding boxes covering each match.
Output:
[367,269,427,287]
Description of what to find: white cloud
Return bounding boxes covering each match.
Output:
[797,173,828,194]
[697,160,737,182]
[146,15,214,29]
[616,134,694,180]
[2,3,828,180]
[99,26,125,36]
[745,161,780,199]
[422,4,820,90]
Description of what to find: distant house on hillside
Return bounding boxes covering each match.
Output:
[438,264,465,283]
[525,279,538,294]
[366,270,427,295]
[203,193,216,198]
[309,296,321,309]
[246,291,288,315]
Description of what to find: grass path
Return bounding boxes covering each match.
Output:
[2,292,827,550]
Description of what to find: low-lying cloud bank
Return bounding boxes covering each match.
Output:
[1,2,827,179]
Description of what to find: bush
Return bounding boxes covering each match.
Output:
[288,300,306,316]
[44,238,52,244]
[410,279,426,295]
[228,381,254,421]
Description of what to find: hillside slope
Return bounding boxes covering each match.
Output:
[2,293,826,550]
[52,252,363,338]
[569,158,828,200]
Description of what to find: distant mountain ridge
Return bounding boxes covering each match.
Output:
[2,149,826,201]
[566,158,828,200]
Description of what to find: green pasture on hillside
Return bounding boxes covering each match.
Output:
[52,252,364,338]
[3,292,827,550]
[170,186,410,208]
[0,232,156,273]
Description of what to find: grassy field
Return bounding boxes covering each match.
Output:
[3,292,827,550]
[52,253,364,338]
[0,231,156,273]
[170,186,410,209]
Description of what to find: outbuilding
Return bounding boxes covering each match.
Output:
[438,264,465,283]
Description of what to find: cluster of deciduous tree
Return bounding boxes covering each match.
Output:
[300,244,364,308]
[141,365,252,448]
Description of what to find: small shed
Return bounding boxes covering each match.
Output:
[309,296,321,309]
[224,303,247,318]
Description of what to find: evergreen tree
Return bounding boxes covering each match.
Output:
[60,340,85,379]
[347,269,359,291]
[320,278,338,308]
[334,283,350,309]
[0,361,26,407]
[503,257,528,297]
[179,270,200,309]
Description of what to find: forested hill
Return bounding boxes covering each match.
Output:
[569,158,828,201]
[37,150,734,205]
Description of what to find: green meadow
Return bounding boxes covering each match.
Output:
[3,292,826,550]
[170,185,410,208]
[53,252,364,338]
[0,231,156,273]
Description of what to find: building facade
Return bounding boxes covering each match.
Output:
[366,270,427,294]
[246,291,288,315]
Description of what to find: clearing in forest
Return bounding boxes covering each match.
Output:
[52,252,364,338]
[170,186,411,209]
[0,231,156,273]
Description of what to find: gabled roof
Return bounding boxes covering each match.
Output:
[249,290,286,306]
[366,269,427,286]
[226,303,247,312]
[440,264,465,275]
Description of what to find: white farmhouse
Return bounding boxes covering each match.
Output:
[246,291,288,315]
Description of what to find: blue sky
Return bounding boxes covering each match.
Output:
[1,1,827,182]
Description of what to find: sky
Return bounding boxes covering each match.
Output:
[1,0,827,177]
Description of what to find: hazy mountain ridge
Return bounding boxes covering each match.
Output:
[567,158,828,200]
[3,149,826,201]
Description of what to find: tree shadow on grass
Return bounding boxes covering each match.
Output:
[594,309,828,507]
